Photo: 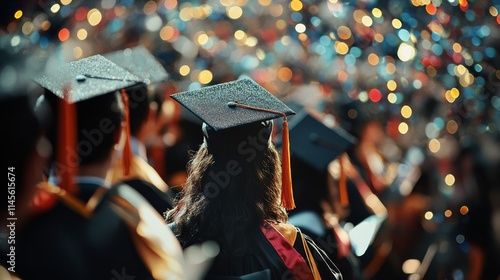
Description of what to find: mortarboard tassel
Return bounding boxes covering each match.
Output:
[228,102,295,210]
[121,89,132,176]
[280,118,295,210]
[339,154,349,207]
[59,86,77,194]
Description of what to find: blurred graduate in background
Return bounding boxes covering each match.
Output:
[15,55,184,280]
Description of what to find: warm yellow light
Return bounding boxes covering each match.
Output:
[429,139,440,153]
[445,90,455,103]
[424,211,433,220]
[397,43,416,62]
[197,33,209,45]
[179,7,193,21]
[234,30,246,40]
[335,41,349,55]
[398,122,409,134]
[392,18,402,29]
[51,4,61,13]
[258,0,272,6]
[387,80,397,91]
[489,6,498,16]
[198,70,213,84]
[387,93,397,104]
[374,33,384,43]
[452,43,462,53]
[460,206,469,215]
[160,26,175,41]
[402,259,420,274]
[450,87,460,98]
[87,8,102,26]
[61,0,72,5]
[401,105,412,119]
[290,0,303,11]
[227,6,243,19]
[14,10,23,19]
[368,53,379,65]
[361,15,373,27]
[445,174,455,186]
[179,65,190,76]
[372,8,382,18]
[77,29,87,40]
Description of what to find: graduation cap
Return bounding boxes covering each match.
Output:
[288,110,357,171]
[286,110,357,207]
[104,45,169,85]
[104,46,169,141]
[171,78,297,210]
[34,54,143,192]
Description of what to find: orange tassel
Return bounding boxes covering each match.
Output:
[121,89,132,176]
[230,102,295,210]
[58,86,77,194]
[339,155,349,207]
[281,119,295,210]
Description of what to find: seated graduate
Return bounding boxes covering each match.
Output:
[16,55,184,280]
[104,45,174,214]
[166,78,343,280]
[285,109,362,280]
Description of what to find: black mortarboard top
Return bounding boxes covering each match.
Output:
[104,45,169,85]
[34,54,143,103]
[171,78,295,131]
[34,54,143,193]
[171,77,297,210]
[288,109,357,172]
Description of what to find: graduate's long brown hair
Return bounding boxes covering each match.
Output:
[167,123,287,252]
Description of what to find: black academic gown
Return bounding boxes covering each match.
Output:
[170,223,343,280]
[16,183,154,280]
[289,210,362,280]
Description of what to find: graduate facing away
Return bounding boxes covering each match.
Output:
[166,78,343,279]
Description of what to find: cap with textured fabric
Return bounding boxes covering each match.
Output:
[288,109,357,171]
[171,78,295,131]
[34,54,142,103]
[104,45,168,85]
[171,77,297,210]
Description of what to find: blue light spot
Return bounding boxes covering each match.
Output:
[311,16,321,27]
[291,12,302,23]
[344,54,356,66]
[485,47,496,58]
[350,47,362,58]
[431,32,441,42]
[431,44,443,56]
[465,10,475,21]
[188,82,201,91]
[472,51,483,61]
[474,64,482,72]
[319,35,331,46]
[471,37,481,47]
[398,29,410,41]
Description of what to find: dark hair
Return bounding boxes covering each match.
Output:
[126,84,150,136]
[44,90,123,166]
[167,124,287,252]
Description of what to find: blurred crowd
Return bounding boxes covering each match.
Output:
[1,0,500,279]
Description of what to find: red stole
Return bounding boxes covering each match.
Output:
[261,222,315,280]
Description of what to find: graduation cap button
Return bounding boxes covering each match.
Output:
[75,75,86,82]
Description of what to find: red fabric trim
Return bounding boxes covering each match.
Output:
[261,222,314,280]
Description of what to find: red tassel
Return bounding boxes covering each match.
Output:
[58,86,77,194]
[281,119,295,210]
[121,89,132,176]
